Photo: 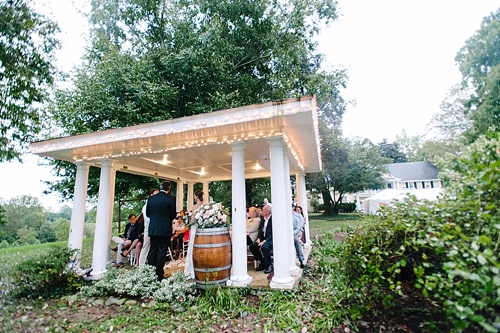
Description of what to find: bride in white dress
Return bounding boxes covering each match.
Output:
[184,189,204,279]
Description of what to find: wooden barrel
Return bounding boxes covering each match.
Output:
[193,227,232,289]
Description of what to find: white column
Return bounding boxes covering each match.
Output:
[176,180,184,212]
[283,151,299,276]
[68,162,90,271]
[296,171,311,245]
[91,160,116,278]
[268,137,294,289]
[203,182,210,202]
[187,183,194,211]
[228,142,252,287]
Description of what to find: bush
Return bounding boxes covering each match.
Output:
[339,202,356,213]
[339,132,500,332]
[80,265,197,304]
[10,246,83,299]
[421,132,500,332]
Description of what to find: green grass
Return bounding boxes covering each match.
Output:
[308,212,362,237]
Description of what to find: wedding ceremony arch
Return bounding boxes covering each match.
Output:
[31,95,322,289]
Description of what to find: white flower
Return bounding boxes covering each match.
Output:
[191,202,230,228]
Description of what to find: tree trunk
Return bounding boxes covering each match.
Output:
[332,193,344,215]
[321,189,334,215]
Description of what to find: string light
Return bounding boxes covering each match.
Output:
[31,96,321,172]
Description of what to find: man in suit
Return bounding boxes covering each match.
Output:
[146,181,177,281]
[249,203,274,274]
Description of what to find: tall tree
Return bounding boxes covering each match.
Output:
[377,138,409,163]
[455,8,500,142]
[0,204,5,225]
[0,0,60,161]
[308,125,389,215]
[2,195,49,243]
[48,0,347,201]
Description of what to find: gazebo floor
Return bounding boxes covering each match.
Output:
[115,244,311,290]
[246,244,311,289]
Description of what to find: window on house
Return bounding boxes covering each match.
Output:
[430,181,434,188]
[422,181,426,189]
[405,182,409,188]
[387,183,393,189]
[414,182,417,189]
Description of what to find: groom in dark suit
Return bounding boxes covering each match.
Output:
[249,203,274,274]
[146,181,177,281]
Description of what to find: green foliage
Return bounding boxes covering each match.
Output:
[2,195,49,242]
[0,228,15,244]
[0,204,5,225]
[339,202,356,213]
[423,131,500,332]
[455,9,500,142]
[377,139,409,163]
[195,284,251,318]
[10,246,82,299]
[48,0,347,202]
[153,270,197,303]
[308,132,389,215]
[37,222,57,243]
[338,132,500,331]
[0,0,60,161]
[80,265,197,304]
[54,218,70,241]
[16,227,39,245]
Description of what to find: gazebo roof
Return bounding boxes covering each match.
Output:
[31,95,321,182]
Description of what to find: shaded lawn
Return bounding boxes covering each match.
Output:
[308,212,362,237]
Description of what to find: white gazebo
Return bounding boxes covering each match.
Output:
[31,95,321,289]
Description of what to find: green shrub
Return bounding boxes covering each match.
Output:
[342,198,441,317]
[10,245,82,299]
[153,270,197,303]
[80,265,197,304]
[420,132,500,332]
[339,131,500,332]
[339,202,356,213]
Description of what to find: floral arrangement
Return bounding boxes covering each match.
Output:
[185,202,230,229]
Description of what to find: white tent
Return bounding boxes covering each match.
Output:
[363,188,444,214]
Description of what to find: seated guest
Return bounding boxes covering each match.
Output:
[292,203,306,268]
[295,205,306,244]
[111,213,139,267]
[171,215,188,259]
[246,206,260,245]
[249,203,274,274]
[122,213,145,266]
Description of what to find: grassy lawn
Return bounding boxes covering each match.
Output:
[308,212,362,237]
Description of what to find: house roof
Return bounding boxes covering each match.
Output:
[31,96,322,182]
[385,161,439,181]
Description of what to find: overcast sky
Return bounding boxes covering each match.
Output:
[0,0,498,210]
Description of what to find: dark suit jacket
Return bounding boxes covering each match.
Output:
[256,215,273,242]
[123,222,139,241]
[146,191,177,237]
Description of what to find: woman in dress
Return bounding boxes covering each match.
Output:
[171,215,188,259]
[246,206,261,246]
[184,189,204,279]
